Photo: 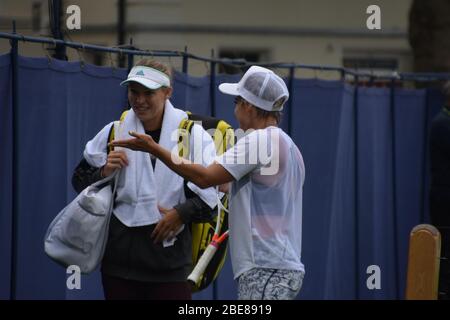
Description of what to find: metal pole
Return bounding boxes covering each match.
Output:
[420,89,430,223]
[287,67,295,136]
[182,46,188,74]
[50,0,66,60]
[210,49,216,118]
[179,46,189,109]
[2,30,450,81]
[125,38,134,110]
[340,69,345,81]
[127,38,134,72]
[0,32,179,57]
[353,75,360,299]
[389,79,400,299]
[117,0,126,67]
[10,20,19,301]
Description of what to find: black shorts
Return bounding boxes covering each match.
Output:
[101,213,192,283]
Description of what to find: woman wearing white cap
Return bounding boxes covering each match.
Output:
[72,59,218,300]
[111,66,306,300]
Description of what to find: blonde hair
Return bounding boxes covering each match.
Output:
[135,58,172,83]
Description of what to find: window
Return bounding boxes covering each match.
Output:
[343,57,398,71]
[342,47,412,77]
[218,49,269,74]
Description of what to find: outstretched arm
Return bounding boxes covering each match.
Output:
[109,131,234,189]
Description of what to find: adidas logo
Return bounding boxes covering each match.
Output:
[136,70,145,76]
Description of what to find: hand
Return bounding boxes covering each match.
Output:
[151,206,184,244]
[109,131,157,154]
[101,150,129,177]
[219,183,230,193]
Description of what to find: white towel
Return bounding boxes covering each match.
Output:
[84,100,217,232]
[113,107,161,227]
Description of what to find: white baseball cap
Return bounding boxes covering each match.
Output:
[120,65,171,89]
[218,66,289,111]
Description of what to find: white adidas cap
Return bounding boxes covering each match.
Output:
[218,66,289,111]
[120,66,171,90]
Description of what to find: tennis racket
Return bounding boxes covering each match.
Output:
[187,188,229,285]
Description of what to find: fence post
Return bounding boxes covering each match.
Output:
[389,78,400,299]
[117,0,126,67]
[50,0,67,60]
[182,46,188,74]
[353,75,360,299]
[420,88,431,224]
[10,20,19,301]
[210,49,216,117]
[127,38,134,72]
[287,67,295,136]
[405,224,441,299]
[340,69,345,81]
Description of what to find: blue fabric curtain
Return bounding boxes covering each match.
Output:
[289,79,357,299]
[393,88,428,298]
[0,53,12,300]
[356,87,397,299]
[0,54,128,299]
[0,54,444,299]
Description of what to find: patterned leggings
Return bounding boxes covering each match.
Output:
[238,268,304,300]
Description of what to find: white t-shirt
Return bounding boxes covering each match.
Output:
[216,127,305,279]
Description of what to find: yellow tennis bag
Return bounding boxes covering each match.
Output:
[109,110,234,292]
[178,112,234,292]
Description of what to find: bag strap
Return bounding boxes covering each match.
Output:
[215,120,234,155]
[178,117,195,159]
[108,110,129,154]
[94,121,122,188]
[90,165,119,188]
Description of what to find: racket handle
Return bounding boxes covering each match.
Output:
[187,243,218,285]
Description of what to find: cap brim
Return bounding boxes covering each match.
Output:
[120,77,163,90]
[218,83,239,96]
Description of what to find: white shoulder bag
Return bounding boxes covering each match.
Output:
[44,168,119,274]
[44,118,122,275]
